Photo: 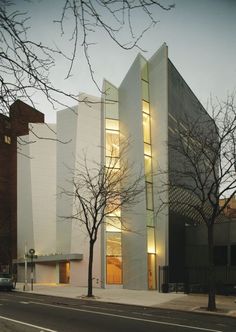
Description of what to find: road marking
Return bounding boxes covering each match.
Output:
[0,315,58,332]
[29,301,223,332]
[82,304,124,312]
[20,301,30,304]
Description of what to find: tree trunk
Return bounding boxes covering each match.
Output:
[207,224,216,311]
[87,240,94,297]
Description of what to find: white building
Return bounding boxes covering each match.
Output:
[16,44,211,290]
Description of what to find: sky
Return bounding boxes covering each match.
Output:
[15,0,236,123]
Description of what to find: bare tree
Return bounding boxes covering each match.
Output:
[163,94,236,311]
[60,143,144,297]
[56,0,174,89]
[0,0,78,115]
[0,0,173,115]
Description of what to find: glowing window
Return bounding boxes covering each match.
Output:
[143,113,151,144]
[142,100,150,114]
[142,80,149,101]
[106,119,119,131]
[106,197,121,216]
[106,156,120,169]
[106,131,119,157]
[144,143,151,156]
[106,217,121,232]
[106,207,121,218]
[106,233,122,256]
[147,227,155,253]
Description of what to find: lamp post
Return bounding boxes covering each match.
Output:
[24,243,28,291]
[28,248,38,291]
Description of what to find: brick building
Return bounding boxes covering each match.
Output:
[0,100,44,273]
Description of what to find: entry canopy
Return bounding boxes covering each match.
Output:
[13,253,83,264]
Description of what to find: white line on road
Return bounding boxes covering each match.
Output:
[82,304,124,312]
[0,315,58,332]
[29,301,223,332]
[20,301,30,304]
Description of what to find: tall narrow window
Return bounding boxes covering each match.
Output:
[104,80,122,285]
[141,58,157,289]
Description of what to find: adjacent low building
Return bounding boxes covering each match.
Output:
[0,101,44,273]
[15,43,216,289]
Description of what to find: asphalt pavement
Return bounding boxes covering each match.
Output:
[14,283,236,317]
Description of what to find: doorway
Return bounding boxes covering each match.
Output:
[148,253,157,289]
[59,262,70,284]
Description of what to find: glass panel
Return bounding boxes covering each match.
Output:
[106,131,119,157]
[106,217,121,232]
[147,210,154,226]
[142,100,150,114]
[142,80,149,101]
[106,156,120,168]
[106,119,119,131]
[148,253,156,289]
[106,197,121,215]
[146,182,154,210]
[106,232,122,256]
[104,81,118,101]
[141,61,148,81]
[144,143,151,156]
[106,207,121,217]
[105,102,119,119]
[144,155,152,183]
[106,256,122,284]
[147,227,155,253]
[143,113,151,144]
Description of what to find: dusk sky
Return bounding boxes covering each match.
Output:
[16,0,236,122]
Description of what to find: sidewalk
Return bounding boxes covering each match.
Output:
[14,283,236,317]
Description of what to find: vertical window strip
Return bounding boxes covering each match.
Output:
[141,63,157,289]
[104,83,122,285]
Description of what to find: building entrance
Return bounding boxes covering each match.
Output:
[59,262,70,284]
[148,253,157,289]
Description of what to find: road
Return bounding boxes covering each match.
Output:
[0,291,235,332]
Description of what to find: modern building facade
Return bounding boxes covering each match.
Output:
[0,101,44,273]
[15,43,217,289]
